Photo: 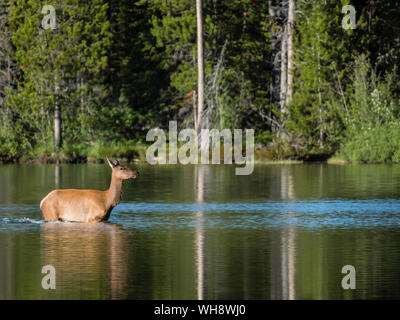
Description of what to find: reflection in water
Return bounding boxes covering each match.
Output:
[195,165,205,300]
[0,234,13,299]
[2,164,400,299]
[271,166,296,300]
[280,228,295,300]
[40,222,125,299]
[109,224,127,299]
[54,164,61,189]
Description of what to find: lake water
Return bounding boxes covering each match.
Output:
[1,163,400,299]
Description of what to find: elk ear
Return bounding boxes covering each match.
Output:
[113,158,120,166]
[106,157,116,168]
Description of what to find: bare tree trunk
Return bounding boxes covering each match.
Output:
[285,0,295,106]
[54,82,62,151]
[196,0,204,134]
[317,36,323,148]
[280,25,287,112]
[268,0,275,18]
[269,10,275,111]
[268,0,283,132]
[193,90,198,132]
[80,76,84,117]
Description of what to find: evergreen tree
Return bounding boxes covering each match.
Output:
[5,0,112,157]
[287,0,354,156]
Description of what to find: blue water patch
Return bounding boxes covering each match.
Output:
[1,199,400,231]
[112,199,400,230]
[116,199,400,215]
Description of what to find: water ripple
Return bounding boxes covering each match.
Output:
[112,199,400,230]
[117,199,400,215]
[1,199,400,230]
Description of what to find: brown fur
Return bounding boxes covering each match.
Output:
[40,158,138,222]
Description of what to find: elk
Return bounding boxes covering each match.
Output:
[40,158,139,222]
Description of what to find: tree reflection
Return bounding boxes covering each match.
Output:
[271,165,296,300]
[194,165,206,300]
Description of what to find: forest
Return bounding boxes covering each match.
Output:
[1,0,400,163]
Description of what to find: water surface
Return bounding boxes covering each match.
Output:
[1,163,400,299]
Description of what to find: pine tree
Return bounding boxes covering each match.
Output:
[148,0,271,132]
[6,0,112,156]
[287,0,354,155]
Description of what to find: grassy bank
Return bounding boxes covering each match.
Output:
[0,140,148,164]
[1,131,396,165]
[0,140,307,164]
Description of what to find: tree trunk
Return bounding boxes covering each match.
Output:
[268,0,282,132]
[280,25,287,112]
[193,90,198,132]
[54,83,62,151]
[196,0,204,134]
[285,0,295,106]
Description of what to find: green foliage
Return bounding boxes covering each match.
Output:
[344,55,399,132]
[86,140,139,162]
[4,0,113,158]
[338,55,400,163]
[255,130,273,146]
[1,0,400,163]
[147,0,271,131]
[288,0,352,153]
[339,123,400,163]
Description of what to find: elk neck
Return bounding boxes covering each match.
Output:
[106,172,123,208]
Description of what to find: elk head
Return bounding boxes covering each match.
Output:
[106,157,139,180]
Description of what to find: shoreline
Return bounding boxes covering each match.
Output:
[0,154,354,165]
